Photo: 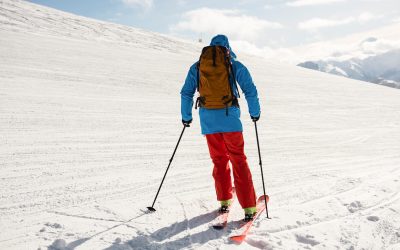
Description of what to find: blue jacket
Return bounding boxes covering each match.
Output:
[180,35,260,135]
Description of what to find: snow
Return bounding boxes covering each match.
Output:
[1,0,400,249]
[326,64,349,77]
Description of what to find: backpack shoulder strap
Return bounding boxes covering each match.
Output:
[229,61,240,98]
[196,61,200,92]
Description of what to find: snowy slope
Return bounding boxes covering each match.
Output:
[1,1,400,249]
[0,0,197,53]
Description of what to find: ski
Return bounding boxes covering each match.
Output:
[229,194,269,243]
[212,187,236,230]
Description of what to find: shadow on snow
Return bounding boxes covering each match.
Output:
[104,210,224,250]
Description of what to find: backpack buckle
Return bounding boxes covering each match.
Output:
[195,96,206,109]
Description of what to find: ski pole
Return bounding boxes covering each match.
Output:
[253,120,271,218]
[147,125,187,212]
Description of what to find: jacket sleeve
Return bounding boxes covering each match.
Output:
[180,63,198,121]
[233,61,261,117]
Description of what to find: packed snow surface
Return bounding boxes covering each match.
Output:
[1,0,400,249]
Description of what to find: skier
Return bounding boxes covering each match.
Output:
[180,34,261,222]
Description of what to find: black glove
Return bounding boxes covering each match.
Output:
[251,115,260,122]
[182,119,192,127]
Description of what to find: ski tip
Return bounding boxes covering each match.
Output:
[258,194,270,203]
[230,235,246,244]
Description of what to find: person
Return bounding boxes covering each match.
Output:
[180,34,260,221]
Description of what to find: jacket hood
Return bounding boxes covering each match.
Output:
[210,34,237,59]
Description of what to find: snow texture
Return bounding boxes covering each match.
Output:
[1,0,400,249]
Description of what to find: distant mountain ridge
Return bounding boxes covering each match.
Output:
[298,49,400,89]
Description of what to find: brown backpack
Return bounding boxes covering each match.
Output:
[195,46,239,113]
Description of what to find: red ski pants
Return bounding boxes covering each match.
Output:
[205,132,256,209]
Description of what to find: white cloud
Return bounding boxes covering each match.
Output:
[358,12,382,23]
[231,40,298,63]
[121,0,153,9]
[290,22,400,62]
[286,0,347,7]
[298,17,354,30]
[170,8,283,41]
[298,12,383,31]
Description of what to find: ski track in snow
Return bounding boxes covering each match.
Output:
[1,0,400,249]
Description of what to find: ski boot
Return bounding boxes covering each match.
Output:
[218,200,231,213]
[243,207,257,222]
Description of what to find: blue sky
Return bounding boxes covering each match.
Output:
[29,0,400,61]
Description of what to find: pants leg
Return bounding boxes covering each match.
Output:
[222,132,256,209]
[205,133,233,201]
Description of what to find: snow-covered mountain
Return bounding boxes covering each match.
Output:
[298,41,400,89]
[0,0,199,53]
[1,1,400,250]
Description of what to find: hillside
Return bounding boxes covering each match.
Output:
[1,0,400,249]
